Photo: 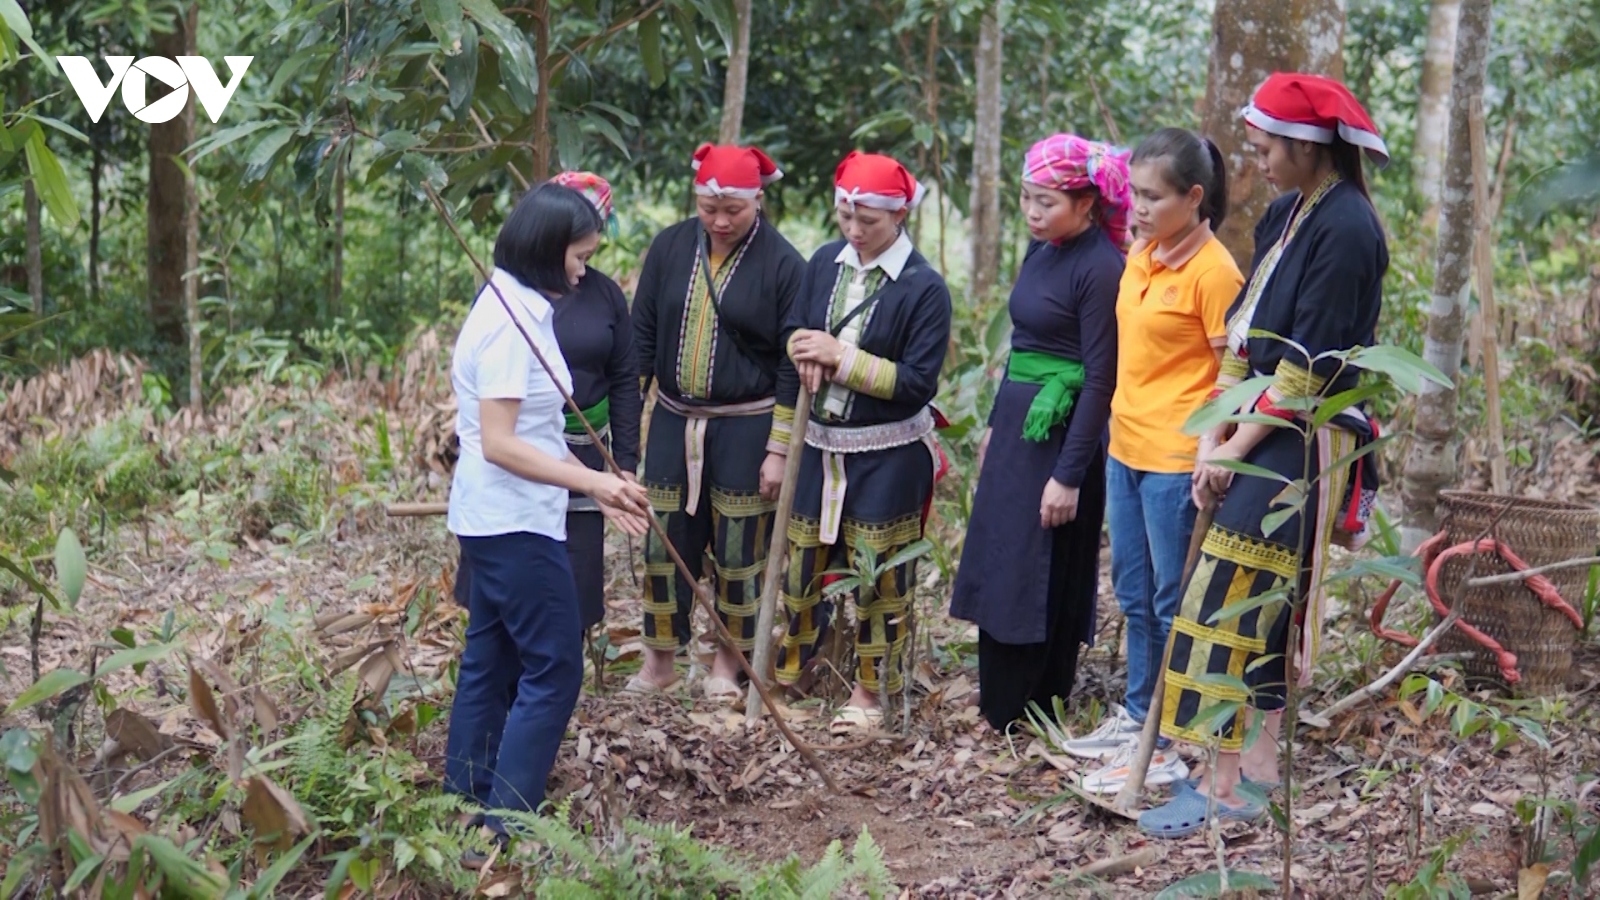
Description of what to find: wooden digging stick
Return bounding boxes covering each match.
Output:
[386,502,448,517]
[1113,497,1217,812]
[419,185,840,794]
[744,383,813,720]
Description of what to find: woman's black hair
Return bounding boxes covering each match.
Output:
[493,183,603,297]
[1130,127,1229,230]
[1326,138,1370,199]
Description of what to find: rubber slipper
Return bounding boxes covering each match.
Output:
[1138,785,1263,838]
[700,676,741,703]
[1178,774,1281,794]
[829,705,884,735]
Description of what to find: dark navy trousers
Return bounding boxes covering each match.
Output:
[444,531,582,831]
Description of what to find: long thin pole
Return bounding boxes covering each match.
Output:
[419,185,838,793]
[745,384,812,719]
[1114,499,1217,811]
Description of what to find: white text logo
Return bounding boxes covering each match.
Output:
[56,56,253,124]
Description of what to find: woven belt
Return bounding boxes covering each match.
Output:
[563,422,611,447]
[808,408,938,545]
[656,393,776,516]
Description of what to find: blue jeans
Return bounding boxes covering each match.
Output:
[1106,458,1197,725]
[445,532,582,832]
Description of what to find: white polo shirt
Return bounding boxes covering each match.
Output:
[447,268,575,540]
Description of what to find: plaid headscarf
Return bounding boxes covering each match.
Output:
[549,170,616,234]
[1022,134,1133,250]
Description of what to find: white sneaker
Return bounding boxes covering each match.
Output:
[1079,742,1191,795]
[1061,705,1140,760]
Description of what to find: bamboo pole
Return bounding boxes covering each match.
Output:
[1113,499,1217,812]
[419,185,839,793]
[745,384,812,719]
[1468,99,1507,493]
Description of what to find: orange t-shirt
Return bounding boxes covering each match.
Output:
[1109,229,1244,473]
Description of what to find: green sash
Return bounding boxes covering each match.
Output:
[564,396,610,435]
[1006,350,1086,442]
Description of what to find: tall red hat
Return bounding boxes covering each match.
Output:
[1242,73,1389,167]
[833,151,925,211]
[691,143,783,198]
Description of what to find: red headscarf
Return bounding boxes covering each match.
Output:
[691,143,783,199]
[1242,73,1389,167]
[833,151,925,211]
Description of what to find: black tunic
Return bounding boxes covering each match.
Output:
[633,215,806,405]
[950,226,1122,647]
[554,268,641,472]
[775,239,952,531]
[1233,181,1387,394]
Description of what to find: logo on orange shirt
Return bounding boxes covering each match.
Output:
[1160,285,1180,307]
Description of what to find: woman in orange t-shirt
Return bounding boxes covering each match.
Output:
[1061,128,1243,794]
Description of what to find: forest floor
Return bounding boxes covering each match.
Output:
[2,347,1599,896]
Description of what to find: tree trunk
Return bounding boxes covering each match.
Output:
[179,4,201,412]
[1200,0,1346,264]
[1401,0,1493,537]
[147,4,196,348]
[333,149,345,319]
[968,0,1004,303]
[90,118,103,308]
[717,0,752,144]
[1417,0,1461,226]
[18,75,42,316]
[531,0,552,182]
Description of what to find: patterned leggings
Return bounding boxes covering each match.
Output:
[775,513,922,694]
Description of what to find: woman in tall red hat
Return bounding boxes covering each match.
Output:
[768,151,952,733]
[631,144,806,701]
[1139,72,1389,837]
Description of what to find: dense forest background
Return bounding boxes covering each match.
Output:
[4,0,1600,896]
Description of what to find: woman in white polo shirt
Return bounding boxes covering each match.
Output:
[444,183,650,850]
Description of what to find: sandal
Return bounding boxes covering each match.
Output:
[1138,786,1263,838]
[700,676,741,704]
[829,705,883,735]
[1178,774,1281,794]
[622,673,680,694]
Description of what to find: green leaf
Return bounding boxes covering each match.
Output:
[399,152,448,191]
[133,834,229,898]
[244,126,295,182]
[1260,505,1299,539]
[1319,433,1400,487]
[33,116,89,144]
[555,116,582,173]
[24,132,79,230]
[379,130,424,152]
[1424,678,1446,718]
[881,539,933,574]
[251,833,316,898]
[0,0,54,72]
[1322,556,1421,588]
[1311,382,1389,430]
[422,0,465,53]
[1205,458,1291,484]
[1190,673,1249,696]
[1182,375,1277,435]
[1572,821,1600,887]
[639,12,666,86]
[6,668,90,714]
[323,848,359,900]
[0,845,42,900]
[1346,345,1452,393]
[110,778,173,813]
[188,120,281,162]
[444,23,478,112]
[1154,869,1277,899]
[55,527,86,608]
[0,552,58,605]
[1206,584,1290,627]
[64,854,105,894]
[462,0,539,112]
[1182,699,1242,738]
[95,642,176,679]
[2,727,37,773]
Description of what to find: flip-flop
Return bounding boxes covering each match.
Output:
[700,676,741,703]
[829,705,884,735]
[622,673,680,694]
[1138,786,1263,839]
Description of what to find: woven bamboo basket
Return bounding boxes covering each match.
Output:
[1433,491,1600,695]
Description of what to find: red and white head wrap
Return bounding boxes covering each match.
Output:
[833,151,925,212]
[691,143,783,199]
[549,170,615,226]
[1242,72,1389,167]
